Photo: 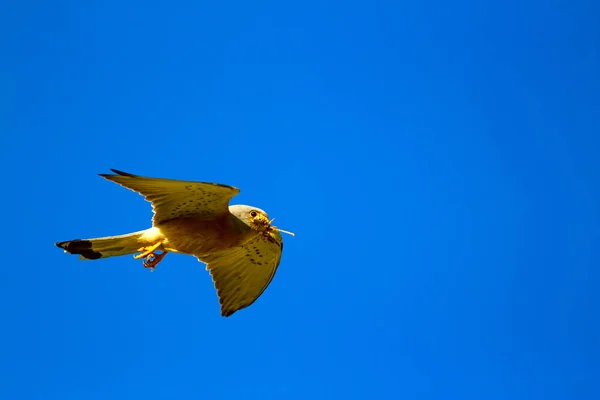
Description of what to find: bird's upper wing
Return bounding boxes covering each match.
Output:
[100,169,240,224]
[200,229,284,317]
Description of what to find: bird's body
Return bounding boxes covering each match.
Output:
[154,212,251,256]
[56,169,293,317]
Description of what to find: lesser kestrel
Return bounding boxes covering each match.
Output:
[55,169,293,317]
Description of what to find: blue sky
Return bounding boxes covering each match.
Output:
[1,0,599,399]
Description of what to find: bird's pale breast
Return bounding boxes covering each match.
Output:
[157,215,252,256]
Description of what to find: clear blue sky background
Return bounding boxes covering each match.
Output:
[1,1,599,399]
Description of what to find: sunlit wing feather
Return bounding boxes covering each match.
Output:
[99,169,240,224]
[201,230,284,317]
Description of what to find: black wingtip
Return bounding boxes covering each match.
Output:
[98,169,137,179]
[110,169,137,177]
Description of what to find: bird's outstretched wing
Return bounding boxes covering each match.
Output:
[100,169,240,224]
[201,230,284,317]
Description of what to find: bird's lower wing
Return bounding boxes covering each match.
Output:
[200,231,284,317]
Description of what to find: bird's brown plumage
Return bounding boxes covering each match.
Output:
[99,169,240,224]
[56,169,290,317]
[203,229,284,316]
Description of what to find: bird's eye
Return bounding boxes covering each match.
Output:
[250,211,257,218]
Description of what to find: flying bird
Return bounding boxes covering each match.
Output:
[55,169,294,317]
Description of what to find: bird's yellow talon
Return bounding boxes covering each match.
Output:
[142,250,168,270]
[134,242,162,259]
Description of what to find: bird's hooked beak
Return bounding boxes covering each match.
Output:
[252,215,295,237]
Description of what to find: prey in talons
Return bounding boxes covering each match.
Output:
[134,242,168,271]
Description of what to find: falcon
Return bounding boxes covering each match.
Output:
[55,169,294,317]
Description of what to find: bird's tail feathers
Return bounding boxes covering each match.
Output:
[55,230,149,260]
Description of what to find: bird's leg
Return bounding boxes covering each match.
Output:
[143,251,168,271]
[134,242,167,271]
[134,242,162,259]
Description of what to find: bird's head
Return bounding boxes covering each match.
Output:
[229,205,294,237]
